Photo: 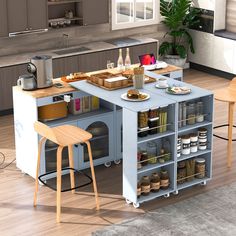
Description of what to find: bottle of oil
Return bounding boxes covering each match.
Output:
[117,48,124,71]
[124,47,131,70]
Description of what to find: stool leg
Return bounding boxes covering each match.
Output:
[228,102,235,168]
[34,137,46,207]
[68,145,75,194]
[85,141,100,210]
[56,146,63,223]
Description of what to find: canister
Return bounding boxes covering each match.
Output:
[190,133,198,153]
[181,135,190,155]
[138,109,149,128]
[147,141,157,164]
[141,176,151,196]
[150,172,160,192]
[195,158,206,178]
[196,101,204,122]
[160,170,169,190]
[198,128,207,150]
[187,103,196,125]
[177,137,182,158]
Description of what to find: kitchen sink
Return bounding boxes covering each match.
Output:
[105,37,141,46]
[53,46,91,55]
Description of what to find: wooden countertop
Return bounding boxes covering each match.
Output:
[13,64,182,99]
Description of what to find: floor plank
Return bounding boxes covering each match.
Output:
[0,69,235,236]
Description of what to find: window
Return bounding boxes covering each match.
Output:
[112,0,160,30]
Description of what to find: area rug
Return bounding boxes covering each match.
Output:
[93,182,236,236]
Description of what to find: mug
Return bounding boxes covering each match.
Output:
[157,78,167,87]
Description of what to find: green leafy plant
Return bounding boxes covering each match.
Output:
[159,0,200,58]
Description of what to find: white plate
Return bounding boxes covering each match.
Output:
[121,92,150,102]
[155,84,169,89]
[165,87,191,95]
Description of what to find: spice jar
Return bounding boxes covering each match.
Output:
[140,151,148,166]
[195,158,206,179]
[147,141,157,164]
[181,135,190,155]
[177,137,182,158]
[141,176,151,196]
[198,128,207,150]
[190,133,198,153]
[138,110,149,128]
[196,101,204,122]
[177,167,187,184]
[150,172,160,192]
[137,182,141,198]
[160,170,169,190]
[187,103,196,125]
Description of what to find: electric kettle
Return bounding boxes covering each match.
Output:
[17,74,37,91]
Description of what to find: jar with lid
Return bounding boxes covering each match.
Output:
[198,128,207,150]
[150,172,160,192]
[177,166,187,184]
[138,110,149,128]
[148,118,158,135]
[137,182,141,198]
[177,137,181,158]
[149,107,159,119]
[160,170,169,190]
[195,158,206,178]
[196,101,204,122]
[147,141,157,164]
[163,139,171,161]
[181,135,190,155]
[190,133,198,153]
[187,103,196,125]
[141,176,151,196]
[140,151,148,166]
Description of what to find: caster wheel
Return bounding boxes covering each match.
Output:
[126,199,132,204]
[200,181,207,186]
[164,193,170,198]
[173,190,178,195]
[104,162,112,168]
[114,159,121,165]
[133,202,140,208]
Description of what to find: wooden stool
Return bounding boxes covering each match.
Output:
[33,121,99,222]
[214,78,236,168]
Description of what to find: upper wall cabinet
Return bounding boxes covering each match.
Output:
[7,0,48,34]
[83,0,109,25]
[0,0,8,37]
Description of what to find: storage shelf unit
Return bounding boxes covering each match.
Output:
[177,149,211,162]
[177,177,210,191]
[178,121,212,133]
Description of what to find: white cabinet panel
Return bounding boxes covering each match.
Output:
[188,30,214,68]
[212,36,235,73]
[192,0,215,11]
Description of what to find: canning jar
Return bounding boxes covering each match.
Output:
[177,167,187,184]
[141,176,151,196]
[149,107,159,119]
[198,128,207,150]
[190,133,198,153]
[160,170,169,190]
[138,110,149,128]
[140,151,148,166]
[195,158,206,179]
[147,141,157,164]
[187,103,196,125]
[196,101,204,122]
[181,135,191,155]
[150,172,160,192]
[177,137,182,158]
[148,118,158,135]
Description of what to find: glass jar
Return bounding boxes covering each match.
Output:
[141,176,151,196]
[187,103,196,125]
[196,101,204,122]
[195,158,206,179]
[137,151,142,169]
[181,135,190,155]
[198,128,207,150]
[148,118,158,135]
[190,133,198,153]
[140,151,148,166]
[147,141,157,164]
[138,110,149,128]
[160,170,169,190]
[150,172,160,192]
[177,167,187,184]
[177,137,182,158]
[149,108,159,119]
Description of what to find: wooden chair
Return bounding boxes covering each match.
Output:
[33,121,99,223]
[214,77,236,168]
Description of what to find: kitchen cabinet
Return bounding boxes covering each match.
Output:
[82,0,109,26]
[0,0,8,37]
[7,0,47,33]
[0,63,26,111]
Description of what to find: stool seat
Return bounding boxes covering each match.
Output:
[33,121,99,223]
[214,87,236,103]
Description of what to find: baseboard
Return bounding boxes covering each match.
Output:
[183,62,190,69]
[190,62,235,80]
[0,109,13,116]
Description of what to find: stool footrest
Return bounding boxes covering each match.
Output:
[213,124,236,141]
[38,167,93,192]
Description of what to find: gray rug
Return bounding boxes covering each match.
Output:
[93,182,236,236]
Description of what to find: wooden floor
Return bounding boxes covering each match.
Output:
[0,69,236,236]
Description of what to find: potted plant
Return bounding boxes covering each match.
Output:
[159,0,200,67]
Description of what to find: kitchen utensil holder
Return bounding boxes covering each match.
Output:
[38,167,93,192]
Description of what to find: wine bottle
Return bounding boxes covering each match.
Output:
[125,47,131,70]
[117,48,124,71]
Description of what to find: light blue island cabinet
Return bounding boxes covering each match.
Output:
[70,71,214,208]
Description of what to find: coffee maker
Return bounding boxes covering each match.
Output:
[27,55,53,89]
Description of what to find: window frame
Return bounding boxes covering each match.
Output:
[111,0,160,30]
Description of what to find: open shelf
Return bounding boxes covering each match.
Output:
[138,131,175,144]
[138,160,174,175]
[138,187,174,204]
[177,177,211,191]
[48,16,83,23]
[48,0,82,5]
[177,149,211,162]
[178,121,212,133]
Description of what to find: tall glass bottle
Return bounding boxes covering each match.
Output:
[117,48,124,71]
[125,47,131,70]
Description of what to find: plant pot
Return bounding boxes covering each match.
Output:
[163,55,187,68]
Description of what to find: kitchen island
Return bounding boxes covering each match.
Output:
[13,66,213,208]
